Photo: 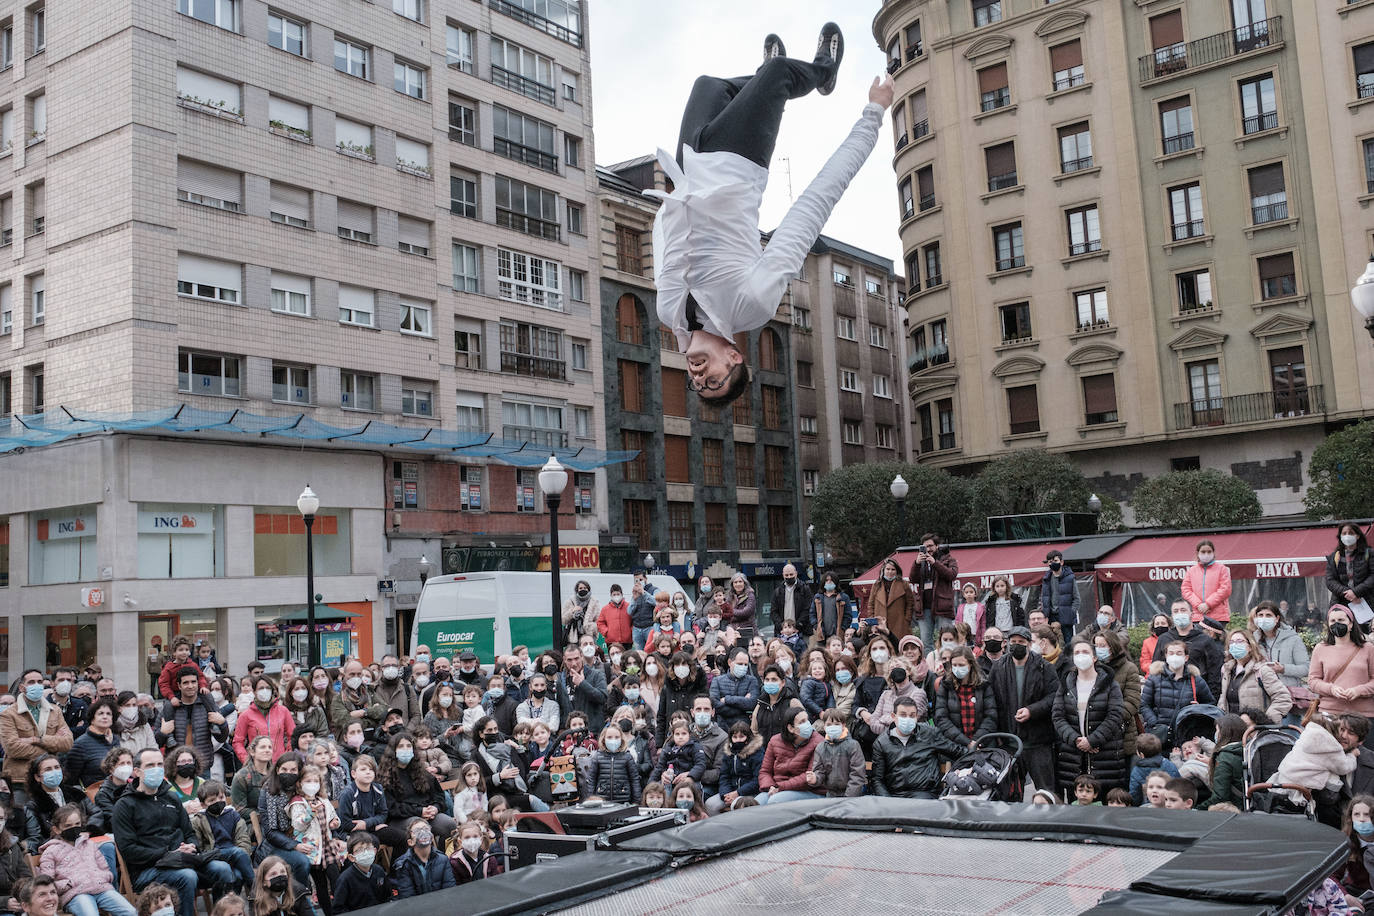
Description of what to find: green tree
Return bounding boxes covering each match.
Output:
[1130,469,1261,529]
[971,450,1096,523]
[810,462,975,565]
[1305,419,1374,520]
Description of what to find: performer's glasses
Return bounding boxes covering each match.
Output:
[686,375,727,393]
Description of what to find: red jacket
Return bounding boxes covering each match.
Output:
[1182,561,1232,622]
[158,658,209,700]
[597,599,633,646]
[232,701,294,762]
[758,731,822,792]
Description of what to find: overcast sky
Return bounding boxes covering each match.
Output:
[588,0,904,272]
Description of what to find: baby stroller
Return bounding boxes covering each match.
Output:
[942,732,1023,801]
[1171,703,1224,747]
[1242,724,1315,818]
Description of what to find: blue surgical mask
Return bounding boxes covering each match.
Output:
[1096,614,1111,628]
[896,716,916,735]
[825,724,842,742]
[1094,647,1110,662]
[675,798,694,810]
[951,665,969,680]
[1256,617,1277,632]
[694,712,711,728]
[795,721,814,740]
[824,583,835,592]
[396,749,414,766]
[41,769,63,788]
[1229,643,1247,660]
[763,682,781,696]
[24,684,43,703]
[731,664,748,678]
[141,767,165,791]
[487,688,504,700]
[1172,612,1191,629]
[835,670,852,685]
[604,738,622,752]
[1357,820,1374,837]
[624,688,640,702]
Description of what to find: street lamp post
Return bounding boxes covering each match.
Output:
[1352,255,1374,341]
[296,485,320,668]
[643,553,655,574]
[806,525,816,581]
[1087,493,1103,534]
[418,554,432,586]
[890,474,909,547]
[538,456,568,654]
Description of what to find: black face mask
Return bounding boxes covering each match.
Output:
[176,762,197,779]
[387,724,404,736]
[730,739,748,751]
[268,875,290,894]
[890,668,908,684]
[531,688,546,699]
[577,588,589,598]
[617,718,634,733]
[542,665,558,678]
[60,825,83,843]
[278,772,299,790]
[1331,622,1351,638]
[784,577,796,586]
[1008,643,1028,661]
[482,733,501,745]
[983,640,1003,654]
[1152,625,1169,636]
[1049,561,1062,570]
[207,801,227,817]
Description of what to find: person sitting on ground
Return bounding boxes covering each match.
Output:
[869,697,965,799]
[1071,775,1100,806]
[331,832,389,914]
[1128,732,1180,806]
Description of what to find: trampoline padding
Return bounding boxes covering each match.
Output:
[1086,891,1275,915]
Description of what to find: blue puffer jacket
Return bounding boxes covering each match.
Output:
[1040,567,1079,628]
[1139,661,1214,739]
[798,677,834,719]
[717,736,764,798]
[709,669,760,729]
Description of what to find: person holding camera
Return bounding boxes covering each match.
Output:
[907,534,958,649]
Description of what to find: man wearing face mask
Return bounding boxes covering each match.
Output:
[687,696,727,799]
[710,647,760,731]
[976,627,1006,679]
[1038,550,1080,637]
[628,577,658,651]
[1151,598,1224,697]
[392,816,455,898]
[869,696,965,798]
[1084,605,1127,642]
[0,670,74,795]
[155,667,227,777]
[770,564,814,642]
[418,657,451,711]
[989,626,1058,797]
[372,656,421,732]
[556,645,608,733]
[453,651,485,688]
[326,660,386,742]
[48,668,89,741]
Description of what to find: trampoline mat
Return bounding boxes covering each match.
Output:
[555,829,1178,916]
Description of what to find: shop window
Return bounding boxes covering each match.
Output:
[252,507,352,576]
[392,461,421,509]
[459,466,483,511]
[573,472,594,515]
[136,504,225,578]
[29,505,98,584]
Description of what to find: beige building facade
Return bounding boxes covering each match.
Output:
[875,0,1374,519]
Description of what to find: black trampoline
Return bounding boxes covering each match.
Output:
[347,797,1350,916]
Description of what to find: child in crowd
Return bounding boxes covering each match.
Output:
[1105,788,1132,808]
[191,781,254,893]
[650,720,707,787]
[1274,714,1357,810]
[642,783,668,808]
[1142,770,1172,809]
[807,709,866,798]
[1207,802,1240,813]
[779,620,807,660]
[449,821,498,885]
[1129,732,1181,806]
[337,755,387,835]
[133,884,175,916]
[330,833,390,914]
[37,805,137,916]
[411,727,452,780]
[1161,778,1197,810]
[452,763,488,824]
[671,780,709,822]
[461,686,486,735]
[1172,736,1214,788]
[798,655,834,720]
[587,723,642,806]
[1030,790,1057,806]
[210,894,247,916]
[1072,775,1100,806]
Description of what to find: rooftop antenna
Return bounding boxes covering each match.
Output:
[776,156,794,203]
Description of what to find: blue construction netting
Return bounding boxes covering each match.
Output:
[0,405,638,471]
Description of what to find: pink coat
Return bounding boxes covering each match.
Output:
[956,601,987,643]
[1182,562,1232,622]
[39,837,115,903]
[232,701,295,762]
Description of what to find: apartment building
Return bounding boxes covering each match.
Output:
[874,0,1374,519]
[786,236,909,533]
[0,0,606,683]
[596,157,804,608]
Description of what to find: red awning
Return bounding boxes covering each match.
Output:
[1094,527,1334,584]
[853,540,1073,591]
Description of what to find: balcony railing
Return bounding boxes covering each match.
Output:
[500,351,566,380]
[1360,74,1374,99]
[1053,70,1086,92]
[908,343,950,373]
[488,0,582,47]
[1251,199,1289,224]
[491,65,556,105]
[1243,110,1279,134]
[1069,239,1102,257]
[1175,384,1323,429]
[496,208,561,241]
[1062,155,1094,173]
[938,431,956,450]
[1179,299,1216,315]
[1138,15,1283,82]
[912,119,930,140]
[918,192,936,211]
[503,424,569,448]
[988,171,1018,191]
[980,88,1011,112]
[1171,219,1205,241]
[926,272,943,288]
[995,255,1026,271]
[895,131,909,151]
[906,43,922,61]
[1163,132,1195,155]
[493,137,558,173]
[887,58,901,75]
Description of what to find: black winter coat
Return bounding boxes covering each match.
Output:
[770,581,816,635]
[587,749,641,804]
[1052,665,1126,793]
[1139,662,1213,741]
[0,837,31,900]
[1327,546,1374,604]
[869,724,965,796]
[855,675,888,716]
[989,654,1057,748]
[932,680,999,746]
[655,667,709,746]
[23,785,94,854]
[752,688,802,747]
[1152,628,1224,697]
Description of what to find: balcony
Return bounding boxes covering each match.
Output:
[980,88,1011,112]
[1053,71,1086,92]
[1068,239,1102,257]
[493,137,558,173]
[1138,16,1283,83]
[503,424,569,448]
[488,0,582,47]
[918,193,936,212]
[906,43,923,61]
[499,351,567,380]
[995,255,1026,272]
[1062,156,1094,173]
[1171,219,1205,241]
[987,171,1018,192]
[912,120,930,142]
[496,208,560,241]
[1242,111,1279,134]
[1361,74,1374,100]
[491,65,556,106]
[908,343,950,373]
[895,132,909,151]
[1173,384,1323,430]
[1251,199,1289,225]
[1162,132,1195,155]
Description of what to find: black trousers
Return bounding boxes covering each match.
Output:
[676,56,835,169]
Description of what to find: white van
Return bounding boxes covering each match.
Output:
[409,571,685,662]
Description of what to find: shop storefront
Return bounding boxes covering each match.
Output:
[136,504,224,578]
[29,506,97,584]
[253,508,352,577]
[254,602,373,671]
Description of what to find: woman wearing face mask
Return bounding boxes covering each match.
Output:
[229,736,275,814]
[256,752,314,888]
[281,678,330,749]
[562,579,598,646]
[114,692,157,756]
[1327,523,1374,613]
[870,659,927,735]
[1247,601,1309,725]
[21,756,95,855]
[925,626,961,672]
[751,666,801,748]
[812,573,854,643]
[1340,794,1374,896]
[831,657,859,722]
[1311,604,1374,723]
[852,636,898,740]
[232,677,293,764]
[1140,642,1213,748]
[469,717,544,812]
[1219,628,1291,723]
[757,708,823,805]
[639,646,668,718]
[513,673,561,738]
[1092,631,1142,759]
[89,748,134,835]
[1139,614,1172,676]
[249,856,315,916]
[1181,538,1233,624]
[163,746,206,813]
[1052,638,1126,798]
[869,558,916,641]
[422,683,469,767]
[727,573,758,640]
[654,653,708,747]
[932,647,998,750]
[65,699,119,789]
[379,733,455,859]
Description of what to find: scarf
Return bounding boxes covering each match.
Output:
[1043,645,1061,666]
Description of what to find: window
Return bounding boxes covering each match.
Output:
[1075,288,1109,328]
[733,382,752,426]
[916,404,933,452]
[271,364,311,404]
[500,321,565,380]
[392,461,421,510]
[1066,205,1102,256]
[0,109,11,153]
[624,500,652,546]
[1357,43,1374,99]
[177,254,240,304]
[704,503,727,550]
[984,142,1016,191]
[1269,345,1309,414]
[617,294,644,344]
[397,215,430,256]
[393,0,422,22]
[763,385,785,428]
[1051,40,1084,90]
[887,36,901,73]
[562,73,578,102]
[702,439,724,486]
[875,425,896,449]
[664,435,690,483]
[619,360,643,412]
[27,365,41,414]
[1240,73,1277,134]
[0,284,9,335]
[574,408,590,439]
[1058,122,1092,173]
[565,135,581,167]
[399,301,432,336]
[1364,138,1374,195]
[503,399,566,447]
[29,504,98,584]
[269,181,309,227]
[570,341,587,370]
[334,38,369,79]
[909,89,929,140]
[0,195,8,245]
[999,302,1032,343]
[1187,359,1223,424]
[792,305,812,329]
[336,199,373,243]
[668,502,693,550]
[456,393,485,432]
[25,274,41,326]
[873,374,893,398]
[802,469,819,496]
[1007,385,1040,435]
[178,0,236,32]
[1168,182,1205,240]
[1248,163,1287,224]
[899,177,914,219]
[764,445,786,489]
[1148,10,1186,74]
[1,22,11,69]
[834,267,852,287]
[938,399,955,449]
[454,329,482,369]
[1177,268,1214,312]
[869,324,888,348]
[797,361,813,387]
[836,316,856,340]
[401,383,433,417]
[339,371,376,411]
[568,268,586,302]
[1159,97,1194,155]
[978,63,1010,112]
[972,0,1002,27]
[842,421,863,445]
[175,69,239,116]
[178,350,241,397]
[447,25,474,73]
[492,104,556,171]
[615,225,643,273]
[335,117,373,158]
[894,97,909,150]
[1258,252,1297,300]
[448,97,477,145]
[395,137,430,176]
[25,181,43,235]
[269,271,310,316]
[662,368,687,417]
[338,285,374,327]
[924,242,942,287]
[840,369,860,392]
[566,203,583,235]
[450,170,478,218]
[267,12,306,56]
[495,175,559,240]
[800,415,818,436]
[489,36,555,105]
[0,372,8,417]
[993,222,1024,271]
[497,247,562,310]
[1082,375,1119,425]
[764,505,790,551]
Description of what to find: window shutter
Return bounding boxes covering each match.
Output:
[30,96,45,133]
[397,216,430,248]
[1159,96,1190,115]
[178,253,241,291]
[176,68,241,109]
[1082,375,1117,416]
[977,63,1008,93]
[985,142,1016,176]
[270,183,310,222]
[1050,40,1082,71]
[268,96,309,131]
[337,200,372,233]
[909,89,928,124]
[1248,163,1284,196]
[1354,43,1374,73]
[917,166,934,199]
[395,137,430,168]
[1257,252,1294,280]
[662,368,687,417]
[270,271,311,295]
[29,183,44,218]
[664,435,690,483]
[339,286,374,313]
[178,160,242,204]
[1007,385,1040,432]
[1149,11,1184,48]
[335,117,371,149]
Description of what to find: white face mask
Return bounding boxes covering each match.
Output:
[113,764,134,782]
[302,782,320,797]
[461,836,482,855]
[211,691,225,705]
[645,662,659,677]
[673,665,690,679]
[674,598,686,608]
[708,617,721,629]
[439,695,454,708]
[1167,653,1186,670]
[256,688,273,703]
[346,677,363,690]
[1073,653,1094,670]
[610,653,622,666]
[581,645,596,659]
[1344,534,1360,548]
[292,689,308,703]
[870,650,889,664]
[777,658,791,673]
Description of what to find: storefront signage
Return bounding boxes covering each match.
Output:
[417,618,496,659]
[444,546,542,574]
[80,587,104,608]
[36,516,92,541]
[536,545,600,571]
[138,511,213,534]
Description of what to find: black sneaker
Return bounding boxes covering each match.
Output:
[763,34,786,65]
[815,22,843,95]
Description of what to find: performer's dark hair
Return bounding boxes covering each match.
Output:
[704,363,750,405]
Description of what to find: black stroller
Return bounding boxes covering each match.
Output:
[941,732,1024,801]
[1171,703,1224,747]
[1243,724,1315,818]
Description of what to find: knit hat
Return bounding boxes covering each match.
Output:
[898,635,923,653]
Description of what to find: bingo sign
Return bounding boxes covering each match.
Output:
[536,545,601,572]
[417,618,496,660]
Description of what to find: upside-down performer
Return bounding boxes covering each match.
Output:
[649,23,895,403]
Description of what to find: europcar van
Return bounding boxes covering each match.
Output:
[409,571,685,662]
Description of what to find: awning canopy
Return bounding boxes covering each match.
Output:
[1060,533,1135,564]
[853,540,1073,591]
[1094,527,1334,583]
[277,603,359,622]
